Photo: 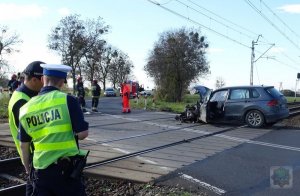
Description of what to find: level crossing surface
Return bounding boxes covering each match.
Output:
[1,97,299,195]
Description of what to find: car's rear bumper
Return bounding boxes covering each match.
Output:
[265,109,289,123]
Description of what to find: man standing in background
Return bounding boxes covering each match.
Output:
[76,76,86,112]
[91,79,101,112]
[7,74,18,97]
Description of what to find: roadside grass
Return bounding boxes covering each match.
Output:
[130,94,200,113]
[286,96,300,103]
[0,93,9,119]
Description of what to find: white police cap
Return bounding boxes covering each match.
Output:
[40,64,72,79]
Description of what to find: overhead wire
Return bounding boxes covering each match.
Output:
[271,58,299,70]
[186,0,300,69]
[159,0,174,5]
[186,0,260,38]
[147,0,300,71]
[175,0,256,40]
[260,0,300,39]
[244,0,300,51]
[147,0,251,49]
[256,35,300,67]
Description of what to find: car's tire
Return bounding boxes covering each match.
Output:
[245,110,265,128]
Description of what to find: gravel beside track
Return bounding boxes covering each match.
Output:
[0,146,205,196]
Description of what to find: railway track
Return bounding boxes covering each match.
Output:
[1,104,300,195]
[0,124,245,195]
[287,102,300,117]
[0,158,26,195]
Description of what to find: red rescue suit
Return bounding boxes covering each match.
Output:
[122,84,131,113]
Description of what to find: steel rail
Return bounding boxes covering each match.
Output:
[81,123,203,147]
[85,125,246,169]
[0,184,26,195]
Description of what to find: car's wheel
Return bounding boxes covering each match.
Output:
[245,110,265,128]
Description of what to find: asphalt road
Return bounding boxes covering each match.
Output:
[86,97,300,196]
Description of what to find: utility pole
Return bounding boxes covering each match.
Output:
[250,35,261,85]
[250,35,274,85]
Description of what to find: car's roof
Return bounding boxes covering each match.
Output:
[216,85,274,91]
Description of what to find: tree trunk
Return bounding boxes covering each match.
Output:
[72,71,76,95]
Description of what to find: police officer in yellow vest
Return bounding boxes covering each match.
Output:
[8,61,44,196]
[19,64,89,196]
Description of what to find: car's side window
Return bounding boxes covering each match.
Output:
[252,89,260,98]
[210,90,228,102]
[229,89,250,100]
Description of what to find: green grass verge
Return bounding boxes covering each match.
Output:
[130,94,200,114]
[286,96,300,103]
[0,93,9,119]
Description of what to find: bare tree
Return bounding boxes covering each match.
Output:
[95,46,118,90]
[0,26,22,76]
[108,51,133,89]
[145,27,209,102]
[82,39,106,85]
[215,76,226,89]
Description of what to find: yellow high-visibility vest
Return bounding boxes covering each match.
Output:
[19,90,81,169]
[8,91,30,156]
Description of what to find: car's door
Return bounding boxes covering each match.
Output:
[199,89,212,123]
[224,88,251,119]
[208,89,229,120]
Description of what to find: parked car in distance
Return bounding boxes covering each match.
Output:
[104,88,116,97]
[199,85,289,128]
[140,90,153,96]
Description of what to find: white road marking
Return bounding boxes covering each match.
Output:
[101,114,300,151]
[218,134,300,152]
[179,173,226,195]
[85,137,97,142]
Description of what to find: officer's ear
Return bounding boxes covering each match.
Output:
[41,76,44,85]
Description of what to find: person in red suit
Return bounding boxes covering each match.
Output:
[122,81,131,113]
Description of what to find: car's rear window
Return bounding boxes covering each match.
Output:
[265,87,282,97]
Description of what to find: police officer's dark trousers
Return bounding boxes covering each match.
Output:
[34,163,86,196]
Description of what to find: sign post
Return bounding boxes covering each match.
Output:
[295,73,300,102]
